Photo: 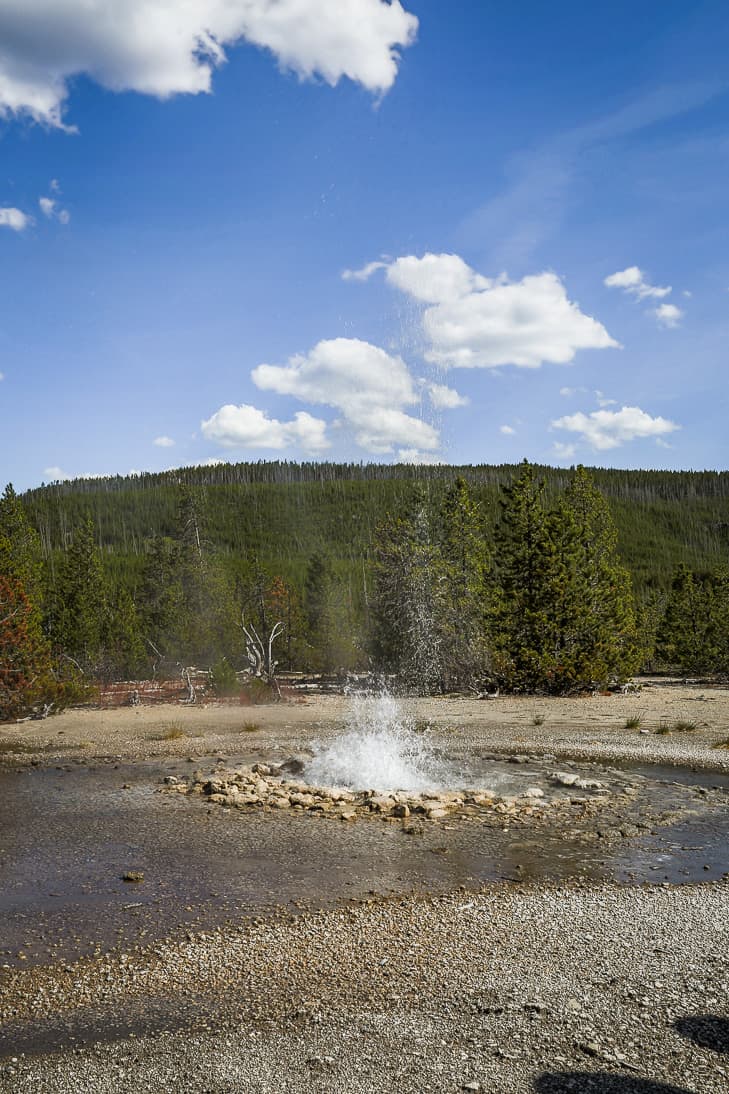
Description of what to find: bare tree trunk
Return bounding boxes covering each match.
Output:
[241,618,284,700]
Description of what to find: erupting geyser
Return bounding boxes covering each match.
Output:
[305,692,449,792]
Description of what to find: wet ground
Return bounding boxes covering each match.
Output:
[1,750,728,970]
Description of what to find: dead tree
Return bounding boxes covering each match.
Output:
[179,665,196,703]
[241,618,285,699]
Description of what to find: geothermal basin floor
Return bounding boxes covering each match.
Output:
[1,684,728,1091]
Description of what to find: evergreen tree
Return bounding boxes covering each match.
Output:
[302,553,361,672]
[51,517,108,673]
[547,466,639,690]
[658,564,719,672]
[0,484,45,609]
[103,585,147,680]
[140,487,236,666]
[0,574,54,720]
[439,477,491,689]
[492,463,558,690]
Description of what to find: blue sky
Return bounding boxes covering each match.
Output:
[1,0,728,490]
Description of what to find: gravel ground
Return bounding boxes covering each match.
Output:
[2,683,728,1092]
[1,882,727,1093]
[2,680,729,772]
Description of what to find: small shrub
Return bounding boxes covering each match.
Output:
[625,714,643,729]
[655,719,670,735]
[209,657,239,698]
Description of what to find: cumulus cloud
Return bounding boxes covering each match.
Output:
[201,404,329,453]
[426,381,468,409]
[153,435,175,447]
[252,337,440,454]
[552,405,680,451]
[604,266,671,300]
[0,0,418,127]
[351,252,618,369]
[499,424,515,435]
[653,302,684,328]
[0,206,30,230]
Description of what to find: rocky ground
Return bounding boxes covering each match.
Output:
[0,682,727,1092]
[1,882,727,1093]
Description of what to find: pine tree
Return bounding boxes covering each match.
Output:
[658,564,718,672]
[439,476,491,689]
[492,463,558,690]
[51,517,108,673]
[0,484,45,609]
[0,574,54,720]
[547,466,639,690]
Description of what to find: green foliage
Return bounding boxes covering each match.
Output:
[371,480,491,693]
[490,464,640,692]
[49,517,108,673]
[0,574,54,720]
[5,459,729,692]
[209,655,238,697]
[657,565,729,674]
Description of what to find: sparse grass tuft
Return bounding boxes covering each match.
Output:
[672,719,697,733]
[150,725,186,741]
[713,737,729,750]
[625,714,643,729]
[532,713,545,726]
[240,721,261,733]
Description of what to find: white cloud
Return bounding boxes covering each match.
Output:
[559,385,586,397]
[499,424,516,435]
[595,389,617,408]
[426,381,468,409]
[604,266,671,300]
[201,404,329,453]
[0,206,30,231]
[0,0,418,127]
[552,441,577,462]
[397,448,443,465]
[552,405,680,451]
[252,337,440,454]
[153,435,175,447]
[39,194,71,223]
[341,259,389,282]
[652,302,684,328]
[353,253,618,369]
[43,465,69,481]
[0,371,4,381]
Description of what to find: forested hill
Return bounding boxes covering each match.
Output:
[19,461,729,592]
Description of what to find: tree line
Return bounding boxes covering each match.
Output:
[1,464,728,719]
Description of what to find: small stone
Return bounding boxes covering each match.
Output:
[121,871,144,883]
